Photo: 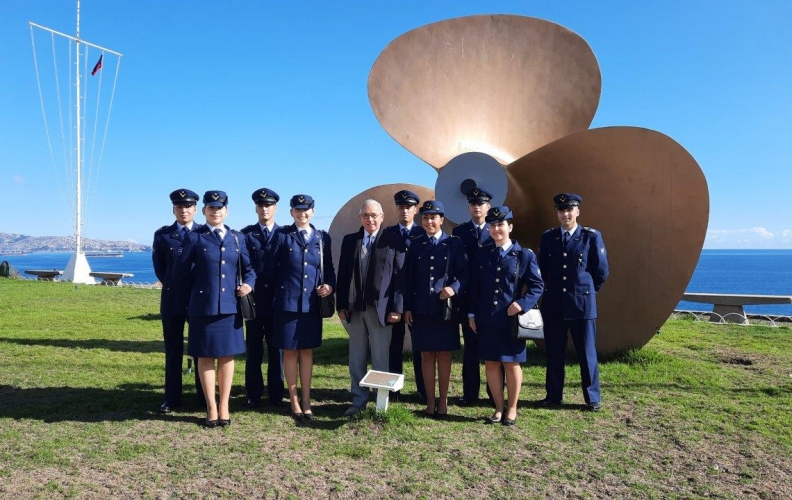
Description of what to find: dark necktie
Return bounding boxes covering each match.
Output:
[563,231,570,247]
[263,227,270,240]
[431,236,437,246]
[181,226,189,238]
[401,227,409,241]
[475,226,481,239]
[300,229,308,241]
[214,228,223,243]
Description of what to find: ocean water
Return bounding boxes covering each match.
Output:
[3,249,791,316]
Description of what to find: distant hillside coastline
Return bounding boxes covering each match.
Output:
[0,232,151,253]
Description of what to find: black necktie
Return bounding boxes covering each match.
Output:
[263,227,270,240]
[475,226,481,239]
[402,227,409,241]
[431,236,437,246]
[563,231,569,247]
[214,228,223,243]
[181,226,189,238]
[300,229,308,241]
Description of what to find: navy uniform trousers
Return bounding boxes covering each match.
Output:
[244,313,284,404]
[543,318,600,404]
[389,319,425,398]
[162,314,204,406]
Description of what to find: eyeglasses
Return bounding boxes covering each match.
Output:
[360,213,382,220]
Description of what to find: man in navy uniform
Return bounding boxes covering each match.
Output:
[452,186,494,405]
[336,199,405,416]
[538,193,609,411]
[240,188,285,408]
[384,189,426,402]
[152,188,204,413]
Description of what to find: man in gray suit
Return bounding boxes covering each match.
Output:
[336,200,405,416]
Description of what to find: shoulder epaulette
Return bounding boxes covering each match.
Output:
[543,228,555,234]
[583,226,598,233]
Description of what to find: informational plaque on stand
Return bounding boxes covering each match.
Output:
[359,370,405,411]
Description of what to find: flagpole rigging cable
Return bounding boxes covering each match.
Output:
[28,0,123,282]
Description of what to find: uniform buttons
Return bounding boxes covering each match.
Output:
[562,276,567,281]
[495,290,499,294]
[221,274,225,279]
[304,249,308,253]
[303,287,307,292]
[563,252,568,257]
[429,266,434,270]
[221,288,225,292]
[496,267,501,271]
[562,288,567,292]
[493,301,498,305]
[303,275,308,279]
[563,265,567,269]
[495,278,499,282]
[430,256,434,260]
[303,262,307,266]
[199,290,204,294]
[264,284,269,288]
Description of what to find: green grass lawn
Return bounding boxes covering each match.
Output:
[1,278,790,499]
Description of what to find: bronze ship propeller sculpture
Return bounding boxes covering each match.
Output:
[329,15,709,355]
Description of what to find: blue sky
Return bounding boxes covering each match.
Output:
[2,1,790,249]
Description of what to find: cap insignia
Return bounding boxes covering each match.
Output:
[179,190,186,198]
[298,196,305,203]
[212,192,220,200]
[558,194,567,202]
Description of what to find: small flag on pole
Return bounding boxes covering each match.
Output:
[91,54,103,76]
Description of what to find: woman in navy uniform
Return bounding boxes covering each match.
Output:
[174,190,256,427]
[404,200,468,418]
[468,206,544,426]
[270,194,335,420]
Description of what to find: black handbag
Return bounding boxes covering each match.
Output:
[435,242,455,322]
[318,231,336,318]
[233,232,256,321]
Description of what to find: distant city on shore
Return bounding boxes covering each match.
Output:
[0,232,151,254]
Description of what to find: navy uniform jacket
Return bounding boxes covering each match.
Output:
[538,226,609,320]
[152,222,204,316]
[469,242,544,328]
[172,225,256,317]
[336,227,406,326]
[452,220,492,261]
[381,223,426,251]
[404,233,469,316]
[240,223,280,316]
[270,224,336,315]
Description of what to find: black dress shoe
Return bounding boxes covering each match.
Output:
[501,417,517,426]
[291,410,304,421]
[537,398,562,408]
[457,396,478,406]
[204,419,219,428]
[583,402,601,412]
[485,412,502,424]
[218,418,231,427]
[302,411,314,421]
[159,402,180,414]
[245,399,261,409]
[434,411,448,420]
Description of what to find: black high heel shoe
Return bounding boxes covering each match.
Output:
[291,410,304,421]
[218,418,231,427]
[204,418,219,428]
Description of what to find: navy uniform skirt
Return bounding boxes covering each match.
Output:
[476,323,527,363]
[188,313,246,358]
[273,310,322,350]
[410,314,461,352]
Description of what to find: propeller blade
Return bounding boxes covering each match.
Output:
[369,15,601,169]
[504,126,709,355]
